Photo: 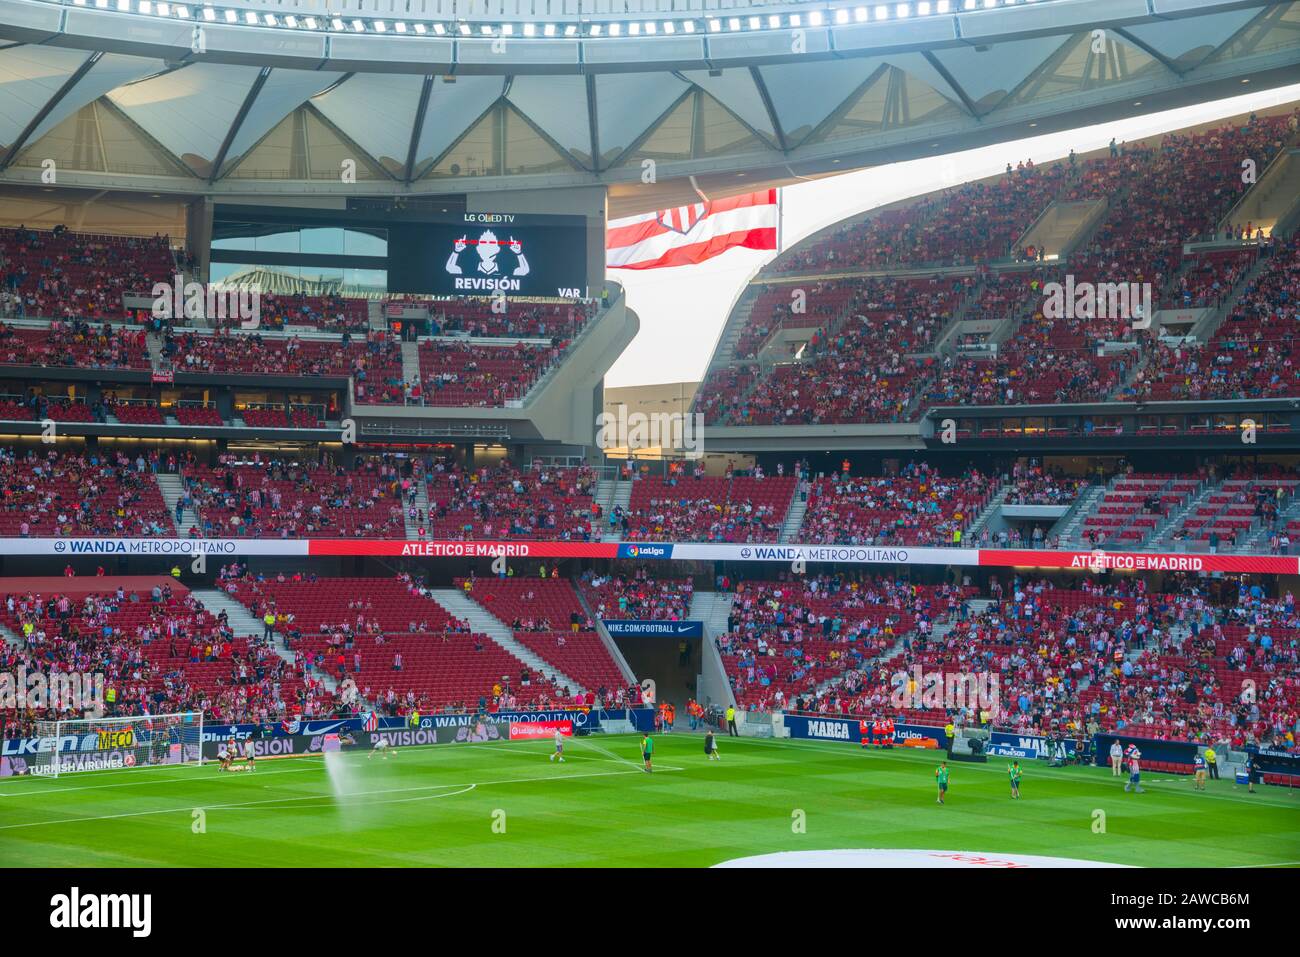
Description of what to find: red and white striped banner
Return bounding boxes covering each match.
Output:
[606,189,778,270]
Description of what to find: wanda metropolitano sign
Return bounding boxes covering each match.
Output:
[5,537,1298,574]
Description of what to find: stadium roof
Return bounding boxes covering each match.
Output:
[0,0,1298,212]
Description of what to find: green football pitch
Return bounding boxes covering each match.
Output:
[1,734,1297,867]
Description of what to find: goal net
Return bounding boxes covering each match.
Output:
[30,712,204,778]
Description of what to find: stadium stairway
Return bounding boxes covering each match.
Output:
[402,478,431,538]
[1148,479,1219,549]
[689,591,735,641]
[155,472,198,535]
[0,619,22,648]
[778,483,808,543]
[594,477,617,526]
[1049,483,1109,547]
[400,341,421,391]
[966,482,1010,542]
[1242,492,1300,552]
[191,587,343,698]
[145,330,166,370]
[427,588,587,696]
[708,285,759,369]
[601,480,633,542]
[927,275,988,357]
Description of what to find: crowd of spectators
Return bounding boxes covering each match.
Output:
[0,582,321,739]
[182,456,405,539]
[0,226,174,321]
[800,462,996,547]
[0,447,174,537]
[422,460,599,541]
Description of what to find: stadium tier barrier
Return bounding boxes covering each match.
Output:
[10,536,1300,574]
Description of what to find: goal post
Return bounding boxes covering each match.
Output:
[31,712,204,778]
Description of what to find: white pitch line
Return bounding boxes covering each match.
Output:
[0,763,684,831]
[1229,860,1300,868]
[218,783,480,811]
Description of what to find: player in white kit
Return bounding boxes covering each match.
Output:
[369,734,392,760]
[549,728,565,762]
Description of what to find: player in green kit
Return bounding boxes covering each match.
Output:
[1008,761,1022,799]
[641,733,653,772]
[935,761,949,804]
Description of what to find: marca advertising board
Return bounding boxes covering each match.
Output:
[782,713,949,749]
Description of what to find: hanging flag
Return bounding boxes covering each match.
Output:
[606,189,778,270]
[362,711,378,732]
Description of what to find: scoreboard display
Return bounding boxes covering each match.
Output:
[390,210,590,297]
[211,203,591,300]
[388,211,589,298]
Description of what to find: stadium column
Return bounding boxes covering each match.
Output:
[187,198,214,283]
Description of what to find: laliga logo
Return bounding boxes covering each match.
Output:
[627,546,640,557]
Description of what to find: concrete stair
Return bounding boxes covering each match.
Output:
[192,586,347,699]
[145,331,167,370]
[190,587,265,639]
[0,620,23,647]
[1050,483,1108,547]
[594,478,617,512]
[689,591,734,639]
[156,472,198,535]
[708,286,759,370]
[778,483,808,543]
[1241,494,1300,552]
[1149,480,1219,549]
[429,588,587,696]
[400,341,421,394]
[928,276,988,356]
[966,482,1010,542]
[809,611,946,701]
[404,479,430,538]
[601,479,633,542]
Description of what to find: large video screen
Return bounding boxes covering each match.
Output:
[211,204,590,299]
[387,212,589,298]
